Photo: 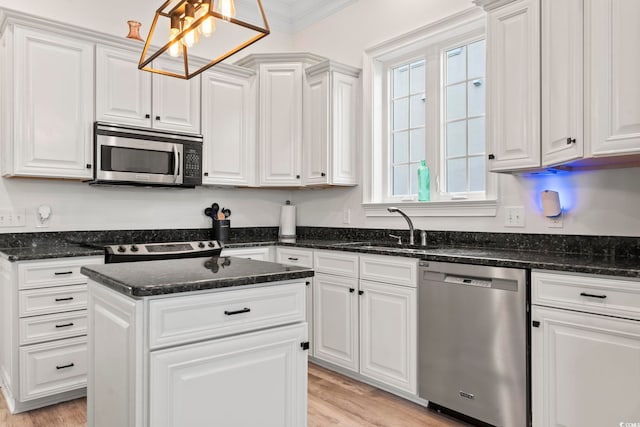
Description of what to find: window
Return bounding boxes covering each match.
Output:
[443,40,486,194]
[391,60,426,196]
[363,9,497,217]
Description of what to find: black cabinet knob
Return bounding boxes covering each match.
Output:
[488,154,495,160]
[86,164,92,169]
[204,172,209,177]
[349,288,355,293]
[145,114,150,119]
[296,175,300,179]
[566,137,576,145]
[358,290,364,296]
[321,172,326,177]
[155,116,161,121]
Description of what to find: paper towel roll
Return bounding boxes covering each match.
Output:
[279,202,296,243]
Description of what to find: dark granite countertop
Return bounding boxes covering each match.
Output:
[81,256,314,297]
[3,238,638,279]
[0,244,104,261]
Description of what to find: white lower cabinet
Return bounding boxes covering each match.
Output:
[532,306,640,427]
[221,246,274,261]
[88,279,309,427]
[150,324,307,427]
[359,280,416,394]
[532,270,640,427]
[313,253,418,396]
[313,273,359,371]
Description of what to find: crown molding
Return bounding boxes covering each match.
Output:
[235,52,327,69]
[305,60,361,78]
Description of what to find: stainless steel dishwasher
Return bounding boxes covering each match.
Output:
[418,261,528,427]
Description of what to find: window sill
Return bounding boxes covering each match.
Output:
[362,199,498,217]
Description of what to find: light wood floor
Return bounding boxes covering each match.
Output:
[1,363,469,427]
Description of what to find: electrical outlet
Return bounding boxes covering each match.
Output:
[546,214,563,228]
[0,209,26,227]
[343,208,351,225]
[504,206,525,228]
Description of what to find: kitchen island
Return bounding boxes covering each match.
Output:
[81,256,314,427]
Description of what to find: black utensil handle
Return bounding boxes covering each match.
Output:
[54,271,73,275]
[55,323,74,328]
[55,297,74,302]
[580,292,607,299]
[224,307,250,316]
[56,363,74,370]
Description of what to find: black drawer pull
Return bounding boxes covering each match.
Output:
[288,257,299,261]
[55,297,74,302]
[580,292,607,299]
[56,363,74,370]
[224,307,251,316]
[54,271,73,275]
[55,322,74,328]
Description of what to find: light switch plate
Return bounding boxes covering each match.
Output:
[0,209,26,227]
[504,206,525,227]
[343,208,351,225]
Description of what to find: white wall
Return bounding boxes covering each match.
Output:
[291,1,640,237]
[0,0,293,233]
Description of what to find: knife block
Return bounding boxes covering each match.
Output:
[212,219,230,243]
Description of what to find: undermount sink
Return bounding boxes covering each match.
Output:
[331,242,436,252]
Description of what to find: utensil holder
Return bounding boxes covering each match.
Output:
[212,220,230,243]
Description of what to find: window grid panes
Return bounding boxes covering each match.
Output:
[444,40,486,194]
[391,60,426,196]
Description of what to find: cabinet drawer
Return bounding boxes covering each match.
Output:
[19,285,88,318]
[18,257,103,290]
[19,336,87,401]
[360,255,418,287]
[148,282,306,349]
[532,271,640,320]
[221,247,273,261]
[276,247,314,268]
[314,251,359,277]
[19,311,88,345]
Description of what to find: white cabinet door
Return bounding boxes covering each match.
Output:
[486,0,540,172]
[152,59,201,134]
[305,278,314,357]
[359,280,416,394]
[541,0,584,166]
[532,306,640,427]
[258,63,303,186]
[586,0,640,157]
[11,27,94,179]
[150,324,307,427]
[330,71,358,185]
[313,273,359,372]
[303,71,329,185]
[95,46,151,128]
[201,69,255,186]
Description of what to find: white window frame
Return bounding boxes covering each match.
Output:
[361,7,497,217]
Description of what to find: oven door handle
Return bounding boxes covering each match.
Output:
[173,144,180,183]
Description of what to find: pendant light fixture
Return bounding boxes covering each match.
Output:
[139,0,269,79]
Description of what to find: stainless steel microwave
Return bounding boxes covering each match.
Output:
[92,122,203,188]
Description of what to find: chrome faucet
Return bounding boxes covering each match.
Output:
[387,207,415,245]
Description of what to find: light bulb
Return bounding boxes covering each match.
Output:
[217,0,236,20]
[197,1,215,37]
[182,4,198,47]
[183,28,197,47]
[168,15,182,57]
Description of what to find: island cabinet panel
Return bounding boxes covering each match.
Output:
[150,323,307,427]
[147,282,306,349]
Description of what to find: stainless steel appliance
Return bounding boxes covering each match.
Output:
[418,261,528,427]
[92,122,203,187]
[105,240,222,263]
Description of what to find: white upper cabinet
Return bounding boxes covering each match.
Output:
[95,49,200,134]
[586,0,640,157]
[2,26,94,179]
[303,61,360,186]
[95,46,152,128]
[201,65,256,186]
[258,62,304,186]
[485,0,540,172]
[541,0,584,166]
[151,59,201,134]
